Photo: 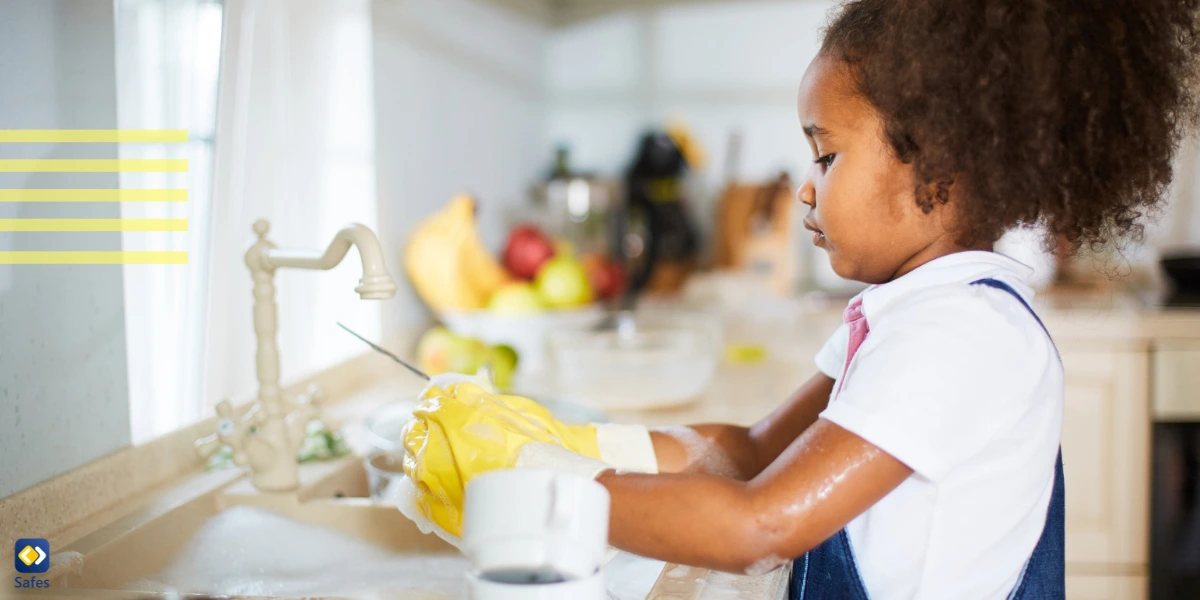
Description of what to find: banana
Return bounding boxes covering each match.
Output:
[404,195,509,312]
[459,230,509,302]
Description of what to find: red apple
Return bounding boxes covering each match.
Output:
[581,254,627,300]
[502,225,556,280]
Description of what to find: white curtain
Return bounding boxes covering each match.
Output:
[116,0,224,444]
[203,0,381,411]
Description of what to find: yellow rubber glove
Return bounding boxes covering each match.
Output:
[401,378,603,538]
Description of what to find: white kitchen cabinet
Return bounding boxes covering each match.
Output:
[1059,347,1151,586]
[1066,574,1147,600]
[1152,341,1200,420]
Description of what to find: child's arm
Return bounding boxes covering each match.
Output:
[649,372,837,480]
[600,417,911,574]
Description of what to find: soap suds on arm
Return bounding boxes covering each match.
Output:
[652,426,742,479]
[743,554,787,576]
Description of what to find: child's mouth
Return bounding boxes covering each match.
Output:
[803,217,826,247]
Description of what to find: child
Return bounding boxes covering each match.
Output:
[402,1,1200,597]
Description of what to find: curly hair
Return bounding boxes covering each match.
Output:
[821,0,1200,250]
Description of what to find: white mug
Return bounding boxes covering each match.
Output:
[463,469,610,581]
[466,569,607,600]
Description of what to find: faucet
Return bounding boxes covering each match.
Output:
[196,219,398,492]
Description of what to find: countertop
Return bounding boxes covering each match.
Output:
[5,287,1200,586]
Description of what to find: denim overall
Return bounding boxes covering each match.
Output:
[790,278,1066,600]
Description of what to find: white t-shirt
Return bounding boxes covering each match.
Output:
[815,251,1063,600]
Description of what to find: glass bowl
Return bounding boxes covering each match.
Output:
[364,452,407,502]
[439,305,606,374]
[547,311,722,411]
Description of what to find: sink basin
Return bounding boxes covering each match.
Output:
[41,458,459,598]
[36,456,788,599]
[122,504,468,598]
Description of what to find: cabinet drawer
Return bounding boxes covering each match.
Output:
[1152,342,1200,420]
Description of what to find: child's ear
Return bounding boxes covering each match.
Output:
[916,179,954,214]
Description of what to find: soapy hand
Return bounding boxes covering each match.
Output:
[397,372,658,541]
[400,373,599,539]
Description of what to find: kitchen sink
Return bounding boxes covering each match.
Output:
[35,457,459,598]
[29,455,788,599]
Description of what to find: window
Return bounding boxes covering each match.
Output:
[201,0,381,415]
[116,0,382,445]
[115,0,224,443]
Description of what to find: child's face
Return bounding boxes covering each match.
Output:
[796,55,955,284]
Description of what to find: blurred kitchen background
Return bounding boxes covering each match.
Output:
[4,0,1200,491]
[78,0,1200,447]
[2,0,1200,597]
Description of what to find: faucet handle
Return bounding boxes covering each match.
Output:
[193,398,256,467]
[295,384,341,433]
[297,383,324,406]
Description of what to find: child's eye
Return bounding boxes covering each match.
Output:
[814,153,836,171]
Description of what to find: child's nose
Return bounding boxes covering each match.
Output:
[796,178,816,208]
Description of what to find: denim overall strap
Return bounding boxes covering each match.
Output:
[970,278,1054,346]
[972,278,1065,600]
[790,278,1065,599]
[791,528,872,600]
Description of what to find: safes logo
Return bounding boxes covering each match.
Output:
[14,539,48,574]
[13,538,51,590]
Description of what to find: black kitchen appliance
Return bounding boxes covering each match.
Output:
[1150,250,1200,599]
[1152,423,1200,599]
[616,130,701,296]
[1161,252,1200,307]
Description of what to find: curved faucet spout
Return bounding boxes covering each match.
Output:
[258,221,398,299]
[226,218,400,491]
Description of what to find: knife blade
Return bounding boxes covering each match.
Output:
[336,322,431,381]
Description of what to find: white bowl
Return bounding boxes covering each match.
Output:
[547,311,722,411]
[439,305,606,374]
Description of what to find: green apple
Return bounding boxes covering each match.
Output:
[486,282,546,315]
[415,326,457,374]
[486,344,519,390]
[415,326,487,375]
[534,256,594,308]
[446,336,488,374]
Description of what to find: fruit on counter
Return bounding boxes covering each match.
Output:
[485,344,519,390]
[404,195,510,311]
[534,255,594,308]
[415,326,520,390]
[553,238,576,258]
[486,281,546,315]
[461,234,509,300]
[415,326,488,374]
[502,225,556,281]
[580,254,627,300]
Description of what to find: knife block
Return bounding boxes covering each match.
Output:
[714,177,798,296]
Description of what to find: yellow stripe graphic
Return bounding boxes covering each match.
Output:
[0,130,188,143]
[0,159,187,172]
[0,219,187,232]
[0,251,188,264]
[0,189,187,202]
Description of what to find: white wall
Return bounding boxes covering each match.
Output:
[372,0,549,334]
[0,0,132,498]
[545,1,836,192]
